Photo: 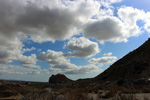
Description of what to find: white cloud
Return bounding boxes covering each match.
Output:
[98,8,114,16]
[0,0,101,43]
[0,35,23,64]
[83,16,129,43]
[118,7,145,36]
[64,37,100,58]
[38,50,69,65]
[0,36,39,69]
[38,49,102,74]
[89,56,117,64]
[99,0,122,8]
[142,12,150,33]
[117,6,150,35]
[22,47,36,53]
[18,54,37,65]
[104,52,112,56]
[83,5,150,43]
[38,50,75,72]
[118,7,144,25]
[18,54,40,69]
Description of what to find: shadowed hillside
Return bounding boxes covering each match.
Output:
[94,38,150,82]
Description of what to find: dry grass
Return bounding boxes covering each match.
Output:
[1,81,150,100]
[52,87,105,100]
[56,88,88,100]
[0,81,39,99]
[54,85,150,100]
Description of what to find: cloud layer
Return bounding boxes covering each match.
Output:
[1,0,149,44]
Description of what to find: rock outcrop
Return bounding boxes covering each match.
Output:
[49,74,73,84]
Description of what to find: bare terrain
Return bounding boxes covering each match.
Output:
[1,80,150,100]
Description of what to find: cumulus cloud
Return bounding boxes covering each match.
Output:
[0,35,23,64]
[118,7,144,25]
[38,50,102,74]
[0,35,39,69]
[64,37,100,58]
[118,7,145,36]
[17,54,40,69]
[89,56,117,64]
[18,54,36,65]
[38,50,69,65]
[83,16,129,43]
[118,7,150,34]
[0,0,101,43]
[0,24,38,69]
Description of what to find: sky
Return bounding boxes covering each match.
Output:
[0,0,150,82]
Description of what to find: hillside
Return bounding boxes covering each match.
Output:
[94,38,150,82]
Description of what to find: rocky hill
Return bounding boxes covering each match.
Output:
[49,74,73,84]
[94,38,150,82]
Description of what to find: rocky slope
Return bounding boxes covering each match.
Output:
[94,38,150,82]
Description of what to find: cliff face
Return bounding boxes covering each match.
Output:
[95,39,150,82]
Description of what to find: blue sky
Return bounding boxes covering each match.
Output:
[0,0,150,82]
